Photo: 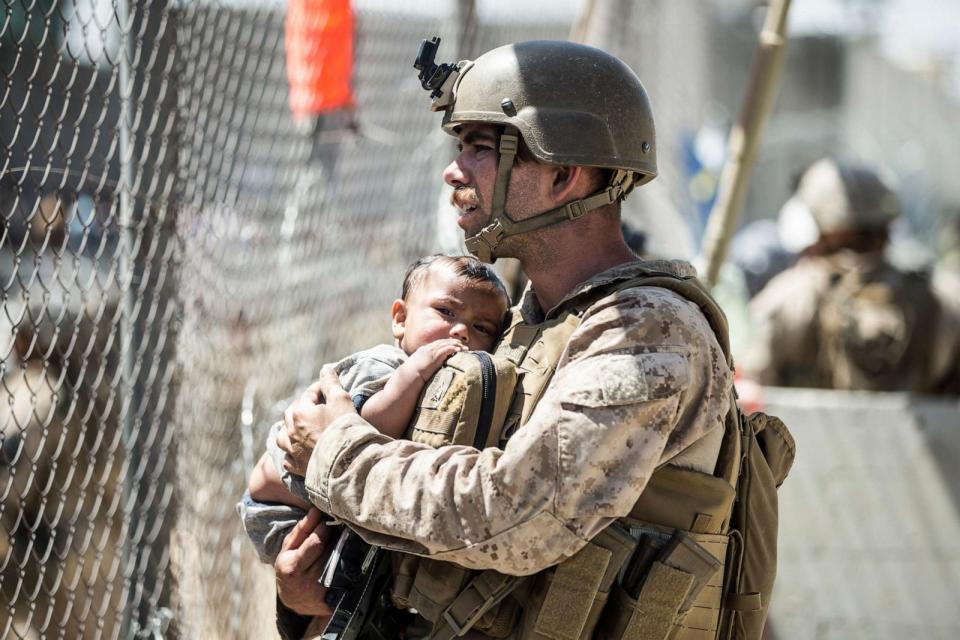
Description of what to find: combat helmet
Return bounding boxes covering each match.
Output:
[778,158,900,253]
[415,38,657,262]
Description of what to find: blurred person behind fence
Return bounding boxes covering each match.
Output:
[0,191,123,636]
[741,158,960,393]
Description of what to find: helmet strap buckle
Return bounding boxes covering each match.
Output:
[465,219,505,264]
[568,200,588,219]
[498,134,518,155]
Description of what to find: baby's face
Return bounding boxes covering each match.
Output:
[396,265,508,354]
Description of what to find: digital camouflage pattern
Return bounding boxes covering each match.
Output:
[302,261,732,578]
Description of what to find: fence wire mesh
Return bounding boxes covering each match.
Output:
[2,0,179,636]
[2,0,956,638]
[1,0,582,637]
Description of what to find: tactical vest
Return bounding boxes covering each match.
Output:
[815,257,941,392]
[391,263,791,640]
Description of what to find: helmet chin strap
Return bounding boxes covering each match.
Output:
[464,128,635,264]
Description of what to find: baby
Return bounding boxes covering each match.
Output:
[238,254,511,563]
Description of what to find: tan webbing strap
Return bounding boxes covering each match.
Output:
[622,562,694,640]
[464,131,518,262]
[691,513,713,533]
[465,129,630,262]
[430,571,522,640]
[533,542,612,640]
[711,390,743,490]
[499,184,623,236]
[610,274,732,367]
[492,132,518,216]
[724,592,762,612]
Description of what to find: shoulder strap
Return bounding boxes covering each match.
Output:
[612,273,732,367]
[556,268,732,367]
[620,273,742,489]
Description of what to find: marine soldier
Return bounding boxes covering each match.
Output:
[742,158,960,393]
[275,40,761,639]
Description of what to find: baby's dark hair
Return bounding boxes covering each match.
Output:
[401,254,510,305]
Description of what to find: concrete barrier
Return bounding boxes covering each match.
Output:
[763,388,960,640]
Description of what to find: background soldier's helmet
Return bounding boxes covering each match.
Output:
[441,40,658,186]
[792,158,900,233]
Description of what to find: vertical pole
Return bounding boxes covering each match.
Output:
[700,0,792,287]
[457,0,477,59]
[569,0,597,43]
[118,0,138,636]
[118,0,179,636]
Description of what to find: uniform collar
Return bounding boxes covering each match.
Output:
[518,258,699,323]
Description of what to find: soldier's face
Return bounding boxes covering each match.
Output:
[391,264,507,354]
[443,124,554,240]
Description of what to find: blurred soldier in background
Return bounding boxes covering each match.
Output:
[742,158,960,393]
[934,214,960,314]
[932,215,960,394]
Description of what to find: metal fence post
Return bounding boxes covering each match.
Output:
[118,0,180,636]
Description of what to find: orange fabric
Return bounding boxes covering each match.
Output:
[286,0,354,120]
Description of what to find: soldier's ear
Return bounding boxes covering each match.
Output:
[550,165,583,202]
[391,299,407,342]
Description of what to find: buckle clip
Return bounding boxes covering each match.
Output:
[439,572,518,637]
[465,220,505,263]
[499,134,519,155]
[569,200,588,219]
[441,607,475,637]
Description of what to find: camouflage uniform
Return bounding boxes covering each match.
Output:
[301,261,732,635]
[742,250,960,392]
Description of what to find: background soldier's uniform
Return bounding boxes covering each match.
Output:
[302,260,733,637]
[743,157,960,393]
[742,249,960,393]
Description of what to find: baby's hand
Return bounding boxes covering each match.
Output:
[408,338,467,381]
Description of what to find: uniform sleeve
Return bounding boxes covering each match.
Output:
[303,288,731,575]
[741,263,823,385]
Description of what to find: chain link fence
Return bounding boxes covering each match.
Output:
[3,0,956,638]
[0,0,586,637]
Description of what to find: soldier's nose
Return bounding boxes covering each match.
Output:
[443,158,468,188]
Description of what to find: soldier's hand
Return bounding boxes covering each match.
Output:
[277,366,355,476]
[275,507,333,617]
[408,338,467,381]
